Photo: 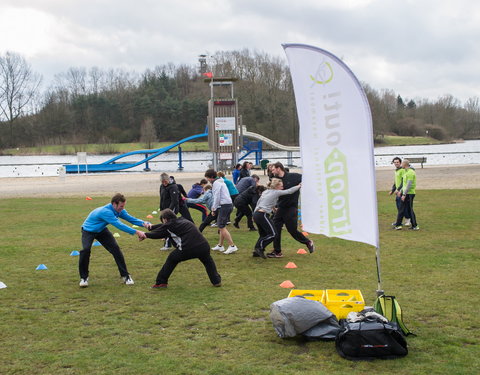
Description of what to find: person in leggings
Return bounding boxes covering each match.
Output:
[252,179,301,259]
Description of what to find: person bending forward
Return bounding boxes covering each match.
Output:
[141,209,222,288]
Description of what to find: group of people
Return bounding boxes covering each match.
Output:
[389,157,419,230]
[77,161,315,289]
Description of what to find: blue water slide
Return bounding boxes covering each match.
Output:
[64,131,208,173]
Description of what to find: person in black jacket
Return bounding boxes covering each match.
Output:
[159,173,180,250]
[233,185,265,230]
[238,161,252,181]
[269,162,314,258]
[141,209,222,288]
[159,173,179,213]
[169,176,194,223]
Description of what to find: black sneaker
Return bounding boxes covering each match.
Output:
[306,240,315,253]
[266,251,284,258]
[254,248,267,259]
[233,222,240,229]
[249,227,257,231]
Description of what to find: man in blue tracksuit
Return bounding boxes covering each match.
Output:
[79,193,149,288]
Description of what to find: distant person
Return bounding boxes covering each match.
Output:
[238,161,252,181]
[217,171,239,201]
[270,162,314,257]
[253,179,301,258]
[141,209,222,288]
[393,160,419,230]
[186,184,214,232]
[170,175,194,223]
[159,173,180,250]
[233,184,265,231]
[389,157,411,227]
[235,174,260,194]
[78,193,148,287]
[186,179,209,221]
[232,163,242,184]
[204,169,238,254]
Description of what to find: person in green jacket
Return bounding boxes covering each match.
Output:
[393,160,419,230]
[389,157,411,226]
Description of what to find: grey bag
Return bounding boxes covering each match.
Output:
[270,296,334,338]
[302,315,341,340]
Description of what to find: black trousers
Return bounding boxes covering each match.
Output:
[273,206,309,253]
[79,228,129,279]
[178,203,194,223]
[395,194,417,227]
[234,203,255,229]
[198,212,215,232]
[253,211,276,251]
[156,242,221,285]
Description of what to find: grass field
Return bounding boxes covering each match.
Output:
[0,190,479,375]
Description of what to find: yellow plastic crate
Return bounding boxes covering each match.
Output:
[325,289,365,319]
[288,289,325,303]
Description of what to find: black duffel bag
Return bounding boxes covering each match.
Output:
[335,318,408,361]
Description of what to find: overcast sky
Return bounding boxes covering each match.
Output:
[1,0,479,103]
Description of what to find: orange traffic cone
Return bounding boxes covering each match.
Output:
[284,262,297,269]
[297,248,308,254]
[279,280,295,288]
[85,196,92,200]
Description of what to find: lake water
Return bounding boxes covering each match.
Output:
[1,140,479,178]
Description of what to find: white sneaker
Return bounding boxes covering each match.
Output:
[123,275,134,285]
[224,245,238,254]
[160,246,171,251]
[211,244,225,252]
[79,278,89,287]
[210,223,218,227]
[404,219,411,226]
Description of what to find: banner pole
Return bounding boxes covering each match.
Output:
[375,246,384,296]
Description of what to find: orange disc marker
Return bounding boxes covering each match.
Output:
[302,231,309,236]
[279,280,295,288]
[146,214,154,219]
[85,196,92,200]
[284,262,297,269]
[297,248,308,254]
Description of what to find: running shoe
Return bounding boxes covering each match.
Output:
[211,244,225,251]
[151,283,168,288]
[306,240,315,253]
[79,278,89,288]
[224,245,238,254]
[266,251,284,258]
[123,275,134,285]
[254,248,267,259]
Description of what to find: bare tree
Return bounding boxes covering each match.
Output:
[0,51,42,146]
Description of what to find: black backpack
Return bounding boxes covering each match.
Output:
[335,318,408,361]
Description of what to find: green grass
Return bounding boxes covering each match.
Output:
[377,136,443,146]
[3,141,210,155]
[0,190,479,374]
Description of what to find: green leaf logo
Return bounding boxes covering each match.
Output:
[310,61,334,85]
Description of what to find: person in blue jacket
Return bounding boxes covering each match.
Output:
[232,163,242,184]
[78,193,149,288]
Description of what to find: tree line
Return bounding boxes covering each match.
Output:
[1,49,479,150]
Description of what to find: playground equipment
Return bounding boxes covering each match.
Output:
[64,131,207,173]
[64,75,299,174]
[240,125,299,166]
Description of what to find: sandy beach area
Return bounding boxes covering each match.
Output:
[1,164,479,198]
